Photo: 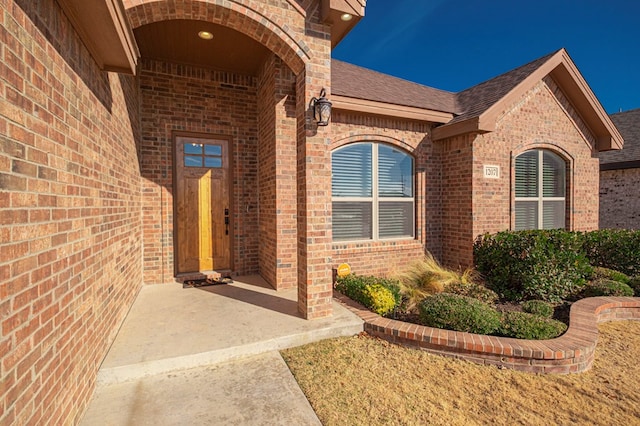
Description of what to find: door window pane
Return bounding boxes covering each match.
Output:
[204,144,222,156]
[185,143,203,155]
[185,156,202,167]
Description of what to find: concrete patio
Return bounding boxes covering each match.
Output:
[80,275,363,425]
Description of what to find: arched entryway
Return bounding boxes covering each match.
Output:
[124,0,334,319]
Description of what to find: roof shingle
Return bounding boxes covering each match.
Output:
[600,108,640,164]
[331,59,457,113]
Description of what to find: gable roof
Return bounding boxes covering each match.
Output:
[600,108,640,168]
[432,49,622,150]
[332,49,623,152]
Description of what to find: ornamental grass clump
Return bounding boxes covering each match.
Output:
[394,253,480,312]
[418,293,501,335]
[498,311,567,340]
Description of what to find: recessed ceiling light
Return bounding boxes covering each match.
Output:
[198,31,213,40]
[340,13,353,21]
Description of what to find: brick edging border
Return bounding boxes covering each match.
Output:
[333,291,640,374]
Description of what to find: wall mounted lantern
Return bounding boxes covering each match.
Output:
[310,88,332,126]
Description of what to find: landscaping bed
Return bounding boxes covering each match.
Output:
[335,229,640,340]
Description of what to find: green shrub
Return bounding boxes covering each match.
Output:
[628,276,640,297]
[498,311,567,340]
[362,283,397,316]
[418,293,501,334]
[445,281,498,305]
[582,279,634,297]
[521,300,554,318]
[335,274,401,316]
[591,266,630,284]
[582,229,640,277]
[474,230,592,302]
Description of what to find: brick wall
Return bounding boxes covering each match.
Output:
[1,1,143,424]
[257,54,298,289]
[139,59,260,283]
[600,168,640,229]
[438,77,600,267]
[329,112,432,277]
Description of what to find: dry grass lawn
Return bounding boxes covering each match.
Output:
[281,321,640,425]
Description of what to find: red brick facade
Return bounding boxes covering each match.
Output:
[1,1,143,424]
[1,0,617,424]
[600,168,640,229]
[438,78,600,267]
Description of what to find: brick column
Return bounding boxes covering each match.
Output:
[296,66,333,319]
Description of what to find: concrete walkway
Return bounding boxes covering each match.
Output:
[80,275,364,425]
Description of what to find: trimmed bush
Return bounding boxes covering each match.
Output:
[445,281,498,305]
[582,279,634,297]
[591,266,630,284]
[362,283,397,316]
[418,293,501,334]
[628,276,640,297]
[474,230,592,302]
[582,229,640,277]
[498,311,567,340]
[335,274,401,316]
[521,300,554,318]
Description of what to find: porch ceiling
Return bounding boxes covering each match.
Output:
[133,19,271,75]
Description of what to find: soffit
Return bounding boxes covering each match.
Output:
[321,0,366,48]
[133,19,272,75]
[57,0,139,74]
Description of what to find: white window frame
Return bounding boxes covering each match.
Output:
[332,143,415,241]
[514,149,566,230]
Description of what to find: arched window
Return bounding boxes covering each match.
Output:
[331,143,414,241]
[514,149,566,230]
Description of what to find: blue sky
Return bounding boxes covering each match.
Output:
[332,0,640,114]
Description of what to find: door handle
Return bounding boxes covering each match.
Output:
[224,208,229,235]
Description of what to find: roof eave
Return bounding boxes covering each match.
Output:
[57,0,139,74]
[332,95,453,123]
[432,117,493,141]
[321,0,366,49]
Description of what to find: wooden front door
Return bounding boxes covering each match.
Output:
[175,135,231,274]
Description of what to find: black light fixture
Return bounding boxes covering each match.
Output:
[310,88,332,126]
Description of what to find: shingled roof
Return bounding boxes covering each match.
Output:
[449,51,558,124]
[600,108,640,166]
[331,59,456,113]
[332,49,622,151]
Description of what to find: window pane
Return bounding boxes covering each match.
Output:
[332,144,372,197]
[543,200,565,229]
[332,202,372,241]
[378,145,413,197]
[184,143,203,155]
[543,151,566,197]
[515,200,538,230]
[204,144,222,156]
[515,151,538,197]
[204,157,222,168]
[379,201,414,238]
[185,156,202,167]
